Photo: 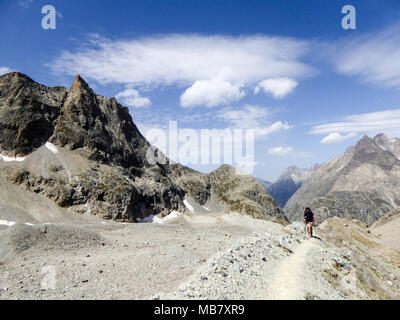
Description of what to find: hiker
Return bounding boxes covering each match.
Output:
[303,207,314,237]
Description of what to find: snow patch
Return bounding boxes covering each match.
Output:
[0,219,16,226]
[183,199,194,212]
[0,154,25,162]
[45,142,58,154]
[153,211,182,224]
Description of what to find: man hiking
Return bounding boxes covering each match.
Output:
[303,207,314,238]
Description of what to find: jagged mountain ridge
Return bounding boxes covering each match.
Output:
[285,134,400,225]
[373,133,400,159]
[265,164,319,208]
[0,72,286,223]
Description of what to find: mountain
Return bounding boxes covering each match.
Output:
[265,165,319,208]
[285,134,400,225]
[373,133,400,159]
[0,72,286,224]
[255,177,272,189]
[166,164,287,222]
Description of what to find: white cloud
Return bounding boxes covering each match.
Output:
[217,105,292,139]
[255,121,292,137]
[320,132,357,145]
[51,34,312,86]
[217,105,270,128]
[115,88,151,108]
[254,77,298,99]
[0,67,12,76]
[268,146,312,158]
[268,146,293,156]
[180,78,244,107]
[310,109,400,135]
[332,25,400,88]
[50,34,312,107]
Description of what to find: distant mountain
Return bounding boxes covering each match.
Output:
[0,72,286,224]
[265,165,319,208]
[373,133,400,159]
[285,134,400,225]
[255,177,272,189]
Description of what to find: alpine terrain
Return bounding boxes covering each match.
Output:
[0,72,399,300]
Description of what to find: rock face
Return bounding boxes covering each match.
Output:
[285,134,400,225]
[373,133,400,159]
[266,165,319,208]
[0,72,285,223]
[208,165,287,222]
[167,164,287,223]
[0,72,65,157]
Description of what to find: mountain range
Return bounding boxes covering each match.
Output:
[0,72,286,224]
[1,72,400,228]
[285,133,400,225]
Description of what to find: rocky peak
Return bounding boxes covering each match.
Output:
[69,74,93,95]
[278,165,317,184]
[349,134,399,170]
[373,133,400,159]
[0,72,65,157]
[355,135,374,150]
[1,71,33,84]
[49,74,151,168]
[373,133,390,145]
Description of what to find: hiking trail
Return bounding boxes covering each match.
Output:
[266,237,319,299]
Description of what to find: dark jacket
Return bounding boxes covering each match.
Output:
[304,210,314,222]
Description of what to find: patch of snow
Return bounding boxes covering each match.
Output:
[0,219,16,226]
[136,215,154,223]
[25,223,34,226]
[202,206,210,211]
[183,199,194,213]
[153,211,182,224]
[0,154,25,162]
[45,142,58,154]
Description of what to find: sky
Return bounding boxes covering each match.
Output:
[1,0,400,181]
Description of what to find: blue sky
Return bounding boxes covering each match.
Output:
[2,0,400,181]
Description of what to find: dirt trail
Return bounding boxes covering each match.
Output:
[267,238,318,299]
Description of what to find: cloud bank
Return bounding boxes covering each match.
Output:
[310,109,400,135]
[50,34,312,107]
[333,25,400,89]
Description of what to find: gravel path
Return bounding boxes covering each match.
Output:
[159,223,348,300]
[268,239,317,299]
